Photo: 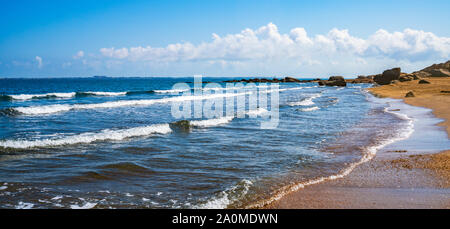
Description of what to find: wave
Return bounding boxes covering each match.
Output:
[76,91,127,97]
[190,116,235,128]
[170,108,268,130]
[0,107,268,149]
[298,106,320,112]
[245,98,415,209]
[195,179,253,209]
[152,89,190,94]
[11,92,251,115]
[1,93,77,101]
[287,93,322,106]
[0,124,172,149]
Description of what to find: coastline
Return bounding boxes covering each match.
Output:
[264,78,450,209]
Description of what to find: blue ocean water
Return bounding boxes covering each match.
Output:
[0,77,407,209]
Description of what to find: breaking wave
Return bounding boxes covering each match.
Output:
[298,106,320,112]
[0,124,172,149]
[0,108,269,149]
[10,92,251,115]
[288,93,322,106]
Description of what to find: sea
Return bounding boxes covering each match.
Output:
[0,77,415,209]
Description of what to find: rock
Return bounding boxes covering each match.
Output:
[169,120,191,132]
[318,76,347,87]
[405,91,415,98]
[429,69,450,77]
[399,75,413,82]
[420,60,450,73]
[350,76,374,84]
[412,71,431,79]
[374,68,401,85]
[441,90,450,94]
[328,76,345,82]
[282,77,301,83]
[418,79,430,84]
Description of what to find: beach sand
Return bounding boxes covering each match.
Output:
[265,77,450,209]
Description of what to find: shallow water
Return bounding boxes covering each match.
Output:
[0,77,413,209]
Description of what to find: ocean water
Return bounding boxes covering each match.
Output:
[0,77,411,209]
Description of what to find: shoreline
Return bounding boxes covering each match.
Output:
[264,78,450,209]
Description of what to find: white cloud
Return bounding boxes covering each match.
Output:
[91,23,450,76]
[73,50,84,59]
[35,56,43,68]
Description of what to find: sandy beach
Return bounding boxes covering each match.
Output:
[265,77,450,209]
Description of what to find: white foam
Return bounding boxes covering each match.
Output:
[0,124,172,149]
[299,106,320,112]
[83,91,127,96]
[190,108,268,128]
[13,92,251,115]
[10,92,76,100]
[245,102,415,209]
[15,202,34,209]
[153,89,190,94]
[288,93,322,106]
[70,202,97,209]
[190,116,235,128]
[195,179,253,209]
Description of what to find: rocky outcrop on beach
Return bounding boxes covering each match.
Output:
[374,68,401,85]
[318,76,347,87]
[428,69,450,77]
[405,91,415,97]
[410,60,450,78]
[418,79,431,84]
[348,75,374,84]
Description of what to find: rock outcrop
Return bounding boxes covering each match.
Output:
[405,91,415,97]
[349,75,374,84]
[319,76,347,87]
[429,69,450,77]
[374,68,401,85]
[418,79,430,84]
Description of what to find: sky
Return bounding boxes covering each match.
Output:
[1,0,449,78]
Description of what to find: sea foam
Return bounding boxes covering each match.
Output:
[0,124,172,149]
[13,92,251,115]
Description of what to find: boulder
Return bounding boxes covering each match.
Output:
[420,60,450,73]
[374,68,401,85]
[429,69,450,77]
[399,75,413,82]
[405,91,415,98]
[418,79,430,84]
[283,77,301,82]
[318,76,347,87]
[412,71,431,79]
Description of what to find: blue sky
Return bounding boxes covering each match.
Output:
[1,0,449,77]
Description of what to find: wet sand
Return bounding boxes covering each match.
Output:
[265,78,450,209]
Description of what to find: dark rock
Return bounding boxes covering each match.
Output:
[441,90,450,94]
[420,60,450,73]
[283,77,301,83]
[399,75,413,82]
[429,69,450,77]
[405,91,415,98]
[169,120,191,132]
[418,79,430,84]
[328,76,345,82]
[374,68,401,85]
[318,76,347,87]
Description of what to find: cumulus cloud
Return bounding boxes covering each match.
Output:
[73,50,84,59]
[90,23,450,76]
[99,23,450,63]
[35,56,43,68]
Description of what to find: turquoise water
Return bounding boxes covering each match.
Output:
[0,77,405,208]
